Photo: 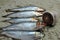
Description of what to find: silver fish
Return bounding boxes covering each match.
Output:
[6,6,46,12]
[2,11,42,18]
[2,18,38,24]
[2,22,38,31]
[0,30,41,40]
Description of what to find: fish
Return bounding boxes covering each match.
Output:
[0,30,41,40]
[5,6,46,12]
[2,18,38,24]
[2,22,38,31]
[1,31,39,40]
[2,11,42,18]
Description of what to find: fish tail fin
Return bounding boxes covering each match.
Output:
[2,13,11,17]
[0,28,2,30]
[0,28,3,33]
[0,28,4,36]
[1,20,13,24]
[2,15,8,18]
[5,9,12,12]
[1,20,8,22]
[5,9,20,12]
[0,20,13,24]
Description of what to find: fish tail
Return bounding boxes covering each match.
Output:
[0,28,2,30]
[1,20,8,22]
[0,28,4,36]
[0,28,3,33]
[2,15,9,17]
[1,20,13,24]
[5,9,20,12]
[5,9,12,12]
[2,13,12,18]
[2,12,18,18]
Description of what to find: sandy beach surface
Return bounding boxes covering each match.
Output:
[0,0,60,40]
